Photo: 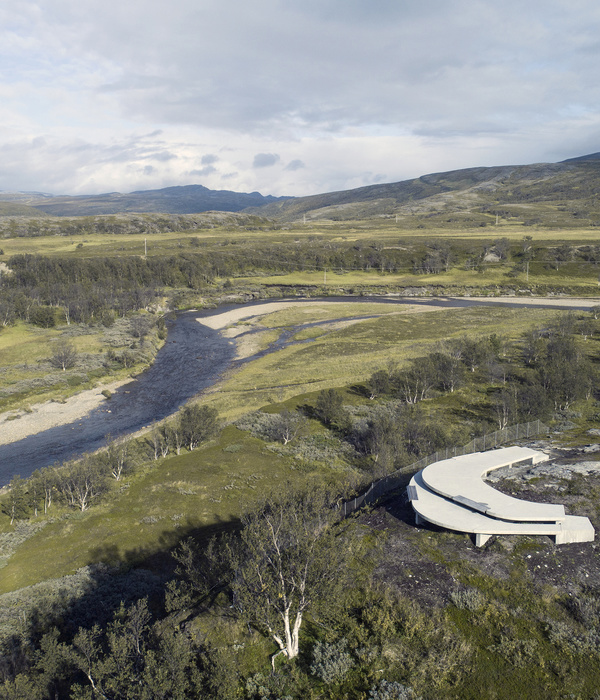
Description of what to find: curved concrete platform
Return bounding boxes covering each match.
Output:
[407,446,595,546]
[420,446,565,522]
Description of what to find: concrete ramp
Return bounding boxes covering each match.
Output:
[407,447,595,546]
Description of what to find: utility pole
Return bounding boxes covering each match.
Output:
[144,238,147,257]
[526,261,529,282]
[324,268,327,285]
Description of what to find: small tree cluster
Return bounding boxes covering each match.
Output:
[352,403,457,475]
[1,435,136,522]
[147,404,219,459]
[367,336,500,404]
[0,598,216,698]
[366,314,598,432]
[413,241,455,275]
[54,457,109,512]
[235,409,308,444]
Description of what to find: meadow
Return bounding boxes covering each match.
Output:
[0,300,581,592]
[1,218,600,698]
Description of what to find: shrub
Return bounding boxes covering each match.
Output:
[244,673,293,700]
[449,587,485,612]
[49,340,77,371]
[236,410,307,443]
[30,305,56,328]
[310,639,353,684]
[369,680,421,700]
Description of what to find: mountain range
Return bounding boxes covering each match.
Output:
[248,152,600,224]
[0,185,289,217]
[1,152,600,225]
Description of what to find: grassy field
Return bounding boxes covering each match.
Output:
[0,301,576,592]
[0,412,362,592]
[2,222,599,304]
[2,222,600,259]
[0,316,164,413]
[203,304,570,420]
[0,220,599,592]
[232,266,600,291]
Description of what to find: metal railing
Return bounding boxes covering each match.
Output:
[341,419,550,517]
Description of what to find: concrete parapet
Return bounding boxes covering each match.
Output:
[408,446,595,547]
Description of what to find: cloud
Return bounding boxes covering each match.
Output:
[189,165,217,177]
[285,159,305,171]
[2,1,600,196]
[253,153,280,168]
[43,0,599,139]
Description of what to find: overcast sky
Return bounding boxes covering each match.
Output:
[2,0,600,197]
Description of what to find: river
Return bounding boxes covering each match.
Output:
[0,295,596,485]
[0,309,236,485]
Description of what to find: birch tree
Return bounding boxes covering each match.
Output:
[56,457,108,511]
[179,404,218,450]
[104,436,131,480]
[49,340,77,371]
[265,410,308,444]
[1,476,28,524]
[228,488,346,666]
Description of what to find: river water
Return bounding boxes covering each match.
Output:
[0,309,236,485]
[0,296,593,485]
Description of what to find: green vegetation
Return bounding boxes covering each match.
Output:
[1,299,600,696]
[1,203,600,697]
[204,305,566,420]
[0,314,164,413]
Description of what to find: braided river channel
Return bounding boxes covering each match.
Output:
[0,296,596,485]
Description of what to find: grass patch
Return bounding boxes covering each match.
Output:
[205,305,562,420]
[0,425,356,592]
[256,302,401,328]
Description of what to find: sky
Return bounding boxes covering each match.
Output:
[1,0,600,197]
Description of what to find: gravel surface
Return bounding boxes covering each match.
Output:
[0,379,128,446]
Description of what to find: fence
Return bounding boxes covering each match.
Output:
[341,419,550,517]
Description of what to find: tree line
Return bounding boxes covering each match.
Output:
[1,405,219,523]
[2,236,599,332]
[0,212,271,238]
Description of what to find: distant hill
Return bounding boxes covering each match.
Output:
[2,152,600,227]
[247,153,600,226]
[0,185,291,217]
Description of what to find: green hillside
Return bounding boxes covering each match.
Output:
[250,154,600,226]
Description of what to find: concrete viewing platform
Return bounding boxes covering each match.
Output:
[407,446,595,546]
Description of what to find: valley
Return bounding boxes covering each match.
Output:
[1,155,600,697]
